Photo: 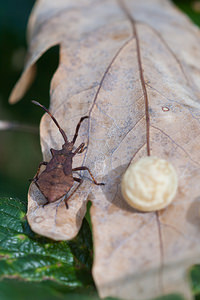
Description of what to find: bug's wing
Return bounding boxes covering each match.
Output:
[63,157,73,176]
[37,169,74,203]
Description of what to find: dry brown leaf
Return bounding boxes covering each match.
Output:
[9,0,200,299]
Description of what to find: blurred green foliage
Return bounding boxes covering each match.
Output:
[172,0,200,27]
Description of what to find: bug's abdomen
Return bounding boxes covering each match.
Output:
[37,168,74,203]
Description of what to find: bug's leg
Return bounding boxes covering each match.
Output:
[42,201,49,208]
[72,116,88,144]
[50,148,57,156]
[72,166,105,185]
[73,142,87,155]
[29,162,48,182]
[64,177,83,209]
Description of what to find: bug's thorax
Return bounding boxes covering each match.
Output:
[51,142,74,157]
[48,143,74,176]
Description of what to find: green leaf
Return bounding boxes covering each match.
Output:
[190,265,200,295]
[0,278,102,300]
[0,197,93,288]
[154,294,185,300]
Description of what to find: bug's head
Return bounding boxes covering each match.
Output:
[62,142,73,152]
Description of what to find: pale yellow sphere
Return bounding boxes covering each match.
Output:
[121,156,178,212]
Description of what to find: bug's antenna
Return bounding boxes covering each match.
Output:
[32,100,68,143]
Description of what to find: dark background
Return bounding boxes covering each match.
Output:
[0,0,59,199]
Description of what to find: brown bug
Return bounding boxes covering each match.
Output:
[31,100,104,209]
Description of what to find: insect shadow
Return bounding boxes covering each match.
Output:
[100,163,139,214]
[101,163,154,215]
[186,196,200,229]
[30,101,104,209]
